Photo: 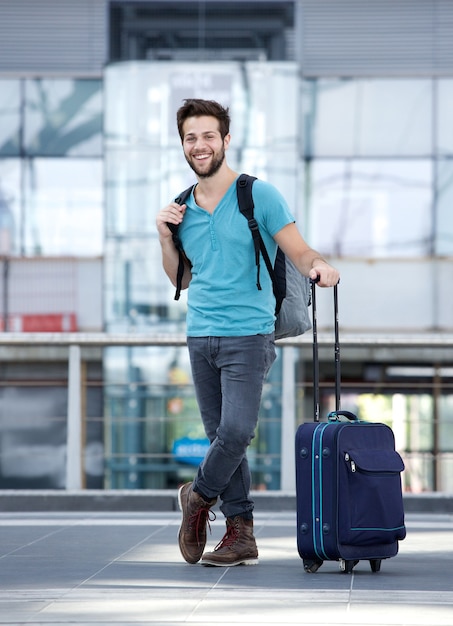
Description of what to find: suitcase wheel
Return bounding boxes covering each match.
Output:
[303,558,323,573]
[369,559,382,573]
[339,559,359,574]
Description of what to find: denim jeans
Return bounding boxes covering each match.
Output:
[187,333,276,519]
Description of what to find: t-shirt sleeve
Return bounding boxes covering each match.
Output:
[251,179,296,236]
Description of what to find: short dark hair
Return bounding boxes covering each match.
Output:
[176,99,231,141]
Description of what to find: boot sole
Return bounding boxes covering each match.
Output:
[201,557,259,567]
[177,485,184,512]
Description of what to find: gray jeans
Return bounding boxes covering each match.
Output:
[187,334,276,519]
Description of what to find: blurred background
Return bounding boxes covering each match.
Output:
[0,0,452,493]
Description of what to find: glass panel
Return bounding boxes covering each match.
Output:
[105,147,189,237]
[236,62,299,151]
[103,345,196,489]
[0,384,68,488]
[317,388,435,492]
[435,160,453,255]
[0,80,21,157]
[23,159,103,256]
[303,79,432,157]
[105,61,243,149]
[437,79,453,156]
[439,454,453,492]
[402,453,433,493]
[104,238,184,332]
[439,395,453,453]
[0,159,21,255]
[104,61,299,150]
[0,370,103,489]
[24,79,102,156]
[307,159,432,257]
[229,148,304,224]
[102,344,282,490]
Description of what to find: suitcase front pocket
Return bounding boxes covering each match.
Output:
[339,448,406,547]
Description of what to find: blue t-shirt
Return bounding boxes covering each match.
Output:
[177,177,295,337]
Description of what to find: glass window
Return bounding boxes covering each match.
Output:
[307,160,432,257]
[303,79,432,157]
[229,148,304,222]
[235,62,300,151]
[104,237,182,332]
[105,61,243,150]
[0,80,21,157]
[437,80,453,156]
[24,79,102,157]
[23,159,103,256]
[0,159,21,255]
[104,61,300,150]
[105,148,190,237]
[436,160,453,256]
[439,394,453,453]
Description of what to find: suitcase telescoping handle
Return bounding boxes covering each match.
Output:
[310,278,356,423]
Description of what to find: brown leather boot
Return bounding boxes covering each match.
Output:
[178,482,217,564]
[201,515,259,567]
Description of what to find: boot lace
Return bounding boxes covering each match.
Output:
[188,507,216,545]
[214,523,238,551]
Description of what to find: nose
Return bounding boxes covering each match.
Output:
[193,137,207,150]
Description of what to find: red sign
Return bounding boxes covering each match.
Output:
[0,313,77,332]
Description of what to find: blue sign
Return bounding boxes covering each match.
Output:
[172,437,210,466]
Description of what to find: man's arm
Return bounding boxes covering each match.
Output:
[156,201,192,289]
[273,222,339,287]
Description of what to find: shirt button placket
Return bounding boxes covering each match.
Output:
[209,217,217,251]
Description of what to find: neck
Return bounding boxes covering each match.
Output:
[192,165,238,213]
[195,165,238,197]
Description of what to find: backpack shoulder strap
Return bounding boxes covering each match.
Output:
[236,174,262,289]
[168,185,194,301]
[236,174,284,310]
[167,185,193,239]
[175,186,194,207]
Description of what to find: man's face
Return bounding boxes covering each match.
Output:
[181,116,230,179]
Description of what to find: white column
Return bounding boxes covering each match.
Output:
[280,346,296,491]
[66,344,82,489]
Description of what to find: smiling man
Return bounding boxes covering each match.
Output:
[156,99,339,567]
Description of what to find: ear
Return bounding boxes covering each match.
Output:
[223,133,231,150]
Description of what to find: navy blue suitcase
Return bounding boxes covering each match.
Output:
[295,282,406,574]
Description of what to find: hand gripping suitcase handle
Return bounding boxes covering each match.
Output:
[310,278,341,422]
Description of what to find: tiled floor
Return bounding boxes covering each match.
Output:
[0,511,452,625]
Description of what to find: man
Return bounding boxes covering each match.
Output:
[156,99,339,567]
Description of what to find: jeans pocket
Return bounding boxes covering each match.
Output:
[263,334,277,377]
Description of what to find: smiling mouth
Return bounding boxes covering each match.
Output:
[193,153,211,160]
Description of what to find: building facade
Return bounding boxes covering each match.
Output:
[0,0,453,492]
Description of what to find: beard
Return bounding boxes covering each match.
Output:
[185,147,225,179]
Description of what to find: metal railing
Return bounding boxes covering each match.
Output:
[1,331,453,491]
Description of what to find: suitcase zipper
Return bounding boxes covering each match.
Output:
[345,451,402,476]
[344,452,356,472]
